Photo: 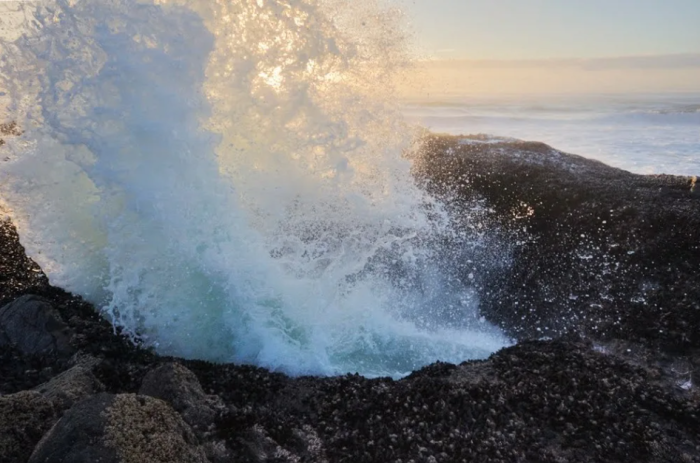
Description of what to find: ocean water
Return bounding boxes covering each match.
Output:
[403,93,700,176]
[0,0,510,377]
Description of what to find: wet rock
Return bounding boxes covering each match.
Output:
[34,361,105,411]
[202,439,234,463]
[0,345,66,394]
[244,424,328,463]
[29,393,208,463]
[139,362,224,432]
[415,134,700,350]
[448,360,499,386]
[0,138,698,462]
[0,220,48,305]
[246,424,302,462]
[0,295,74,356]
[0,390,56,463]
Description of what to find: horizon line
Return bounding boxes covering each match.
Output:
[420,53,700,70]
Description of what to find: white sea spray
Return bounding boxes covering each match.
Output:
[0,0,510,377]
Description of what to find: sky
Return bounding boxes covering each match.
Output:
[1,0,699,95]
[402,0,700,95]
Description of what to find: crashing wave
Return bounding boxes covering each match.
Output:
[0,0,509,377]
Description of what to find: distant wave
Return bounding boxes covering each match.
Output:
[649,105,700,115]
[404,104,700,125]
[596,110,700,125]
[402,96,700,176]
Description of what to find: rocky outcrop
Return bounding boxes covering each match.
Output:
[29,393,208,463]
[1,136,699,462]
[139,362,224,433]
[415,134,700,352]
[0,219,48,306]
[0,391,56,463]
[0,295,74,356]
[34,359,105,411]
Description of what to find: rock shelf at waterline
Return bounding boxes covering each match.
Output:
[2,135,700,463]
[414,134,700,350]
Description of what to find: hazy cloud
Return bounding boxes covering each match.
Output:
[432,53,700,70]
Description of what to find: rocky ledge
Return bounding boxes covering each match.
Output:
[1,134,699,463]
[415,134,699,351]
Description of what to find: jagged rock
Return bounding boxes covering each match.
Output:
[0,390,56,463]
[243,424,328,463]
[291,425,327,462]
[415,134,700,349]
[0,220,49,305]
[34,361,105,411]
[202,439,234,463]
[139,362,224,432]
[0,137,699,462]
[448,360,499,385]
[0,295,74,356]
[0,345,62,394]
[246,424,301,462]
[29,393,208,463]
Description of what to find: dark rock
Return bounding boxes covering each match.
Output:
[0,344,68,394]
[34,357,105,411]
[415,134,700,351]
[0,136,699,462]
[0,219,48,306]
[29,393,208,463]
[245,424,302,462]
[0,295,75,356]
[28,393,118,463]
[0,121,22,137]
[201,439,234,463]
[0,121,23,149]
[139,362,224,432]
[0,220,157,396]
[0,390,56,463]
[238,423,327,462]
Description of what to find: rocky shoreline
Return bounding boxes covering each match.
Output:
[414,134,700,350]
[2,135,700,462]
